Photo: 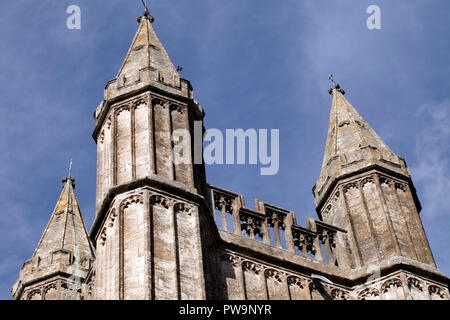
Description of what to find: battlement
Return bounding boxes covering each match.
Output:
[209,185,349,268]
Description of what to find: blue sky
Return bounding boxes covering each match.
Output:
[0,1,449,299]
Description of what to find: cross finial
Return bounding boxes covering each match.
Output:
[138,0,155,23]
[329,74,336,86]
[328,74,345,95]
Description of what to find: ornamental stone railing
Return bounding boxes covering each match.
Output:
[209,185,347,267]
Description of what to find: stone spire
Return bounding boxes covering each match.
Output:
[12,177,95,300]
[113,8,181,94]
[313,83,411,207]
[32,177,94,266]
[95,5,194,128]
[313,83,435,268]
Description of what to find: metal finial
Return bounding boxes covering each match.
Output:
[141,0,149,12]
[328,74,336,86]
[328,74,345,95]
[138,0,154,23]
[141,0,150,17]
[68,159,73,178]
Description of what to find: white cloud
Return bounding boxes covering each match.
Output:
[411,100,450,219]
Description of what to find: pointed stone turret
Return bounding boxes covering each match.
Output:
[96,10,194,112]
[116,12,180,88]
[313,83,436,269]
[12,177,95,300]
[314,83,411,207]
[90,6,209,300]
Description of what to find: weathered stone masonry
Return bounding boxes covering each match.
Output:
[12,9,449,300]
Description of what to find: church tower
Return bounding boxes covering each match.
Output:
[12,177,95,300]
[12,5,449,301]
[89,9,213,300]
[313,83,436,269]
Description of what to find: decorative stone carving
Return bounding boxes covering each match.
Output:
[240,214,263,238]
[361,177,375,187]
[264,269,283,282]
[152,98,168,108]
[395,182,408,192]
[407,277,423,291]
[213,192,234,213]
[428,285,446,300]
[119,194,143,211]
[268,211,285,230]
[287,276,305,288]
[220,253,241,267]
[107,209,117,228]
[170,104,185,114]
[379,176,393,188]
[116,103,131,116]
[150,194,170,209]
[44,283,57,293]
[174,202,192,215]
[132,96,148,108]
[106,116,112,130]
[333,191,340,201]
[358,287,380,300]
[27,288,42,300]
[43,282,58,300]
[317,226,336,248]
[381,277,402,293]
[100,227,107,246]
[99,130,105,144]
[331,288,348,300]
[343,182,359,193]
[242,260,261,274]
[292,229,316,255]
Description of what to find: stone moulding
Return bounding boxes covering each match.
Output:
[93,84,200,143]
[90,175,209,244]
